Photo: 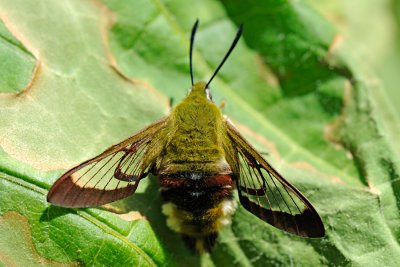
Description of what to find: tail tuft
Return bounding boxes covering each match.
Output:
[182,233,218,253]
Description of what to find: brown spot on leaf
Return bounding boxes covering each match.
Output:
[0,0,168,171]
[346,151,354,160]
[0,211,79,266]
[0,13,41,97]
[367,180,381,195]
[328,34,344,55]
[101,204,145,221]
[93,0,169,108]
[290,161,344,184]
[0,137,70,170]
[118,211,145,221]
[0,13,39,57]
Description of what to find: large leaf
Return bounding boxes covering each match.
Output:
[1,0,399,266]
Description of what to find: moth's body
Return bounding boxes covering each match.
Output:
[47,21,324,254]
[156,82,230,174]
[149,82,237,251]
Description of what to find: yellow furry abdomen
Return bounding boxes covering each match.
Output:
[162,200,237,237]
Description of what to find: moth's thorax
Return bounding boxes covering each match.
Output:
[156,82,228,175]
[173,81,222,137]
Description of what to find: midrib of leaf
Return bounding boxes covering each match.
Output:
[0,164,50,192]
[1,171,47,196]
[0,172,157,267]
[147,0,356,184]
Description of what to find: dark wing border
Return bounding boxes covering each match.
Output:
[47,117,167,208]
[226,120,324,237]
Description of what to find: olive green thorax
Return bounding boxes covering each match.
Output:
[144,20,244,178]
[153,81,232,175]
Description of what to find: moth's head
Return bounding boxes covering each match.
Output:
[189,81,212,100]
[187,19,242,101]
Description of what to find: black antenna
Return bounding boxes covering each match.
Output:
[206,24,243,88]
[190,19,199,86]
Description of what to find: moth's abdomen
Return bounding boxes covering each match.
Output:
[159,173,236,253]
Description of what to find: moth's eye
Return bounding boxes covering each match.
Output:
[205,88,213,101]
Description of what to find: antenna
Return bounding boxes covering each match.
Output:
[189,19,199,86]
[206,24,243,88]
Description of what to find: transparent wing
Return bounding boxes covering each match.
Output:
[47,118,166,208]
[226,121,324,237]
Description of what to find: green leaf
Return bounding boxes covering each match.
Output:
[1,0,399,266]
[0,19,36,94]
